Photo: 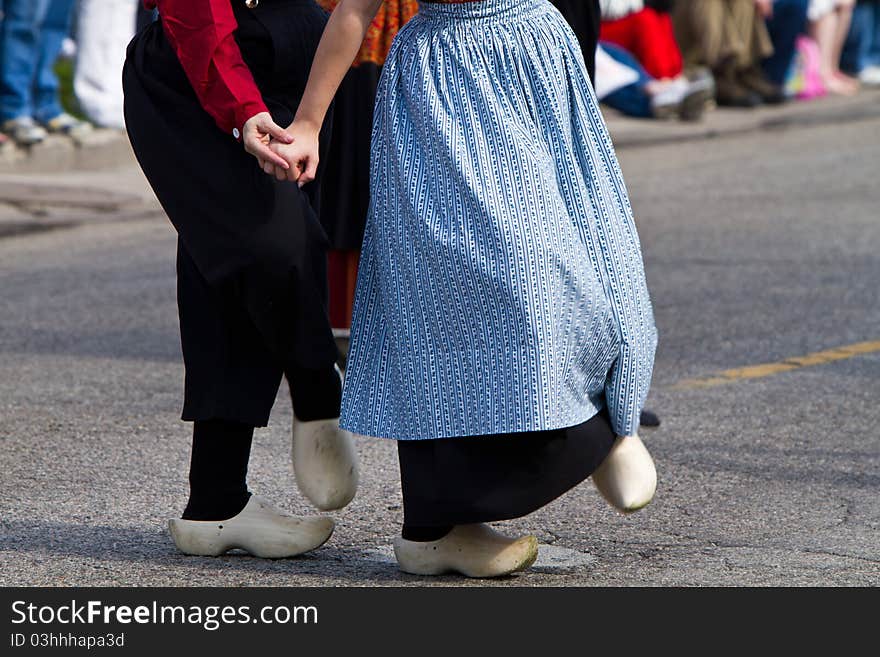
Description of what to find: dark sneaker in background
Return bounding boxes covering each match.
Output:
[43,112,93,140]
[738,67,786,105]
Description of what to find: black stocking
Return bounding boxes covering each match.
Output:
[181,419,254,521]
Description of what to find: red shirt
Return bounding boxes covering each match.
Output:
[145,0,268,138]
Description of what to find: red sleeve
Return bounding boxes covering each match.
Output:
[156,0,268,138]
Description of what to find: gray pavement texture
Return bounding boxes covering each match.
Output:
[0,130,134,176]
[1,93,879,587]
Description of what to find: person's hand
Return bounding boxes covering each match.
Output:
[242,111,294,172]
[267,120,320,187]
[754,0,773,18]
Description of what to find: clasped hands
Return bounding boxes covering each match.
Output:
[242,112,320,188]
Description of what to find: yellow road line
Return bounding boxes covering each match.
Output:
[673,340,880,390]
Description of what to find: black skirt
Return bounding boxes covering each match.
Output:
[397,412,616,527]
[319,63,381,250]
[123,0,339,426]
[550,0,601,82]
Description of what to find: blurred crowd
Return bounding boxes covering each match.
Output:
[0,0,877,149]
[594,0,879,121]
[0,0,154,147]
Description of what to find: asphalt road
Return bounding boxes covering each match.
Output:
[1,100,878,586]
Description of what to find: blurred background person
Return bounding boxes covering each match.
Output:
[673,0,785,107]
[807,0,859,96]
[73,0,138,130]
[600,0,685,80]
[598,1,715,115]
[0,0,90,145]
[597,42,713,121]
[841,0,880,83]
[763,0,811,86]
[809,0,860,93]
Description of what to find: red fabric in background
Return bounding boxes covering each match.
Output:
[327,250,360,329]
[600,8,683,79]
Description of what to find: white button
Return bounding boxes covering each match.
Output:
[232,127,240,139]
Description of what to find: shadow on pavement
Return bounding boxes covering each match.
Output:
[0,519,418,584]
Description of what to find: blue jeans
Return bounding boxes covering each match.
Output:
[842,1,880,73]
[0,0,75,123]
[763,0,810,86]
[601,42,654,119]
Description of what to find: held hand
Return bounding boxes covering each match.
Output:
[268,120,320,187]
[242,111,294,171]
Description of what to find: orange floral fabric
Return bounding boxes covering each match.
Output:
[317,0,419,67]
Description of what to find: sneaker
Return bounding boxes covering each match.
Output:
[687,66,717,93]
[640,409,661,427]
[679,76,715,121]
[650,78,688,119]
[1,116,47,146]
[43,112,93,139]
[59,37,77,60]
[857,65,880,86]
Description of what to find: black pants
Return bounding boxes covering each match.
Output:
[123,0,338,426]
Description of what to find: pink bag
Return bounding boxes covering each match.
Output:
[785,36,826,100]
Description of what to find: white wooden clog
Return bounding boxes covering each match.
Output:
[291,367,359,511]
[393,523,539,578]
[591,434,657,513]
[168,495,334,558]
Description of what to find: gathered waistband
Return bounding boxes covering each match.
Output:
[418,0,551,22]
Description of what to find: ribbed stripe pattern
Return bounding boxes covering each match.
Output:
[340,0,657,440]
